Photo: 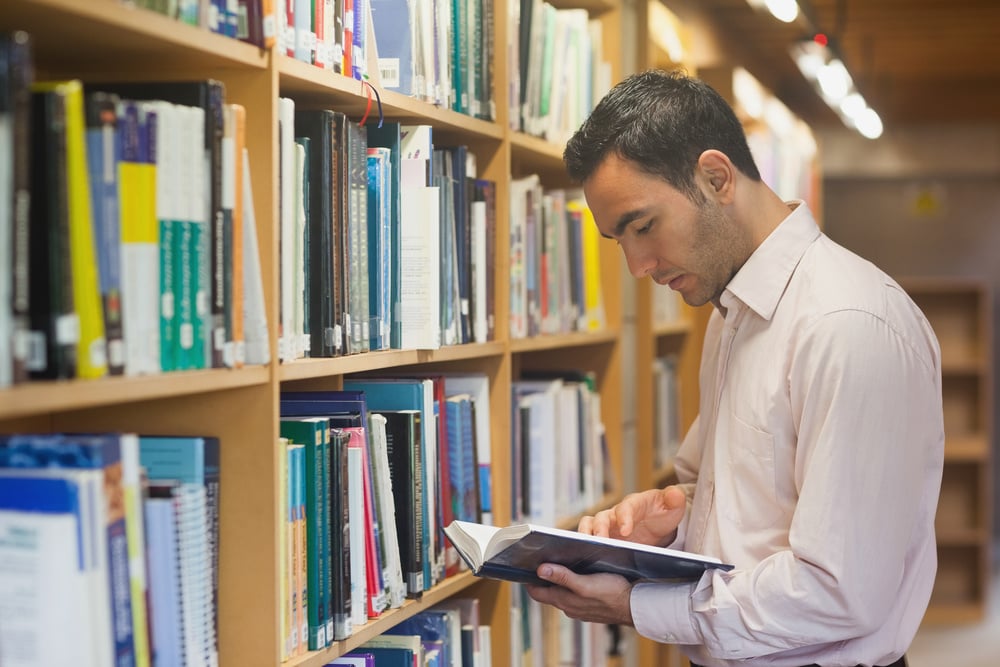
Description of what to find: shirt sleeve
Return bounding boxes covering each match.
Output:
[632,307,943,659]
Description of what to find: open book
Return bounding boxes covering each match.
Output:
[443,520,733,585]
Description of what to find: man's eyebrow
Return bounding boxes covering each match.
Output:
[600,209,650,239]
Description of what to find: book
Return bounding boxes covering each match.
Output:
[1,31,33,386]
[84,91,125,376]
[91,80,227,369]
[443,520,733,586]
[0,474,102,667]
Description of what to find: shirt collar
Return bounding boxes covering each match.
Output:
[722,200,822,321]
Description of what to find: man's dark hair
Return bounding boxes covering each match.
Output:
[564,69,762,200]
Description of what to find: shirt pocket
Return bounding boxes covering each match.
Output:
[722,414,782,527]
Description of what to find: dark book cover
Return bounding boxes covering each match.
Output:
[2,31,33,383]
[381,409,424,598]
[294,110,340,357]
[332,111,350,354]
[29,86,76,379]
[329,427,353,640]
[445,520,734,587]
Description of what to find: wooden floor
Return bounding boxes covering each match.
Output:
[909,559,1000,667]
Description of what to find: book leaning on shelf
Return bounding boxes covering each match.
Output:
[444,520,733,586]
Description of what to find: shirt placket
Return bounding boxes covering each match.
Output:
[688,301,743,555]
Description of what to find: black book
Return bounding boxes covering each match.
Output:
[294,109,342,357]
[380,409,425,598]
[329,427,352,640]
[1,31,33,383]
[29,86,76,379]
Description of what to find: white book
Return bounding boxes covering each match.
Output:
[241,149,270,365]
[120,101,161,376]
[399,183,441,350]
[0,475,101,667]
[347,446,368,629]
[292,141,307,359]
[368,413,407,608]
[278,97,297,361]
[470,200,488,344]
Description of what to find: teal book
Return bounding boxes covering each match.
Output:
[365,123,402,349]
[280,417,331,648]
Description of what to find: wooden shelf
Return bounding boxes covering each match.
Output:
[510,329,620,353]
[0,367,270,421]
[652,319,692,338]
[279,342,507,382]
[0,0,268,74]
[287,573,481,667]
[945,433,991,461]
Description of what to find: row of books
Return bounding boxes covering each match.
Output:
[278,0,371,79]
[370,0,496,120]
[325,598,492,667]
[129,0,278,49]
[512,372,610,526]
[513,586,612,667]
[510,0,611,144]
[509,178,606,339]
[0,33,269,386]
[277,374,492,658]
[277,98,496,361]
[653,353,682,469]
[0,432,220,667]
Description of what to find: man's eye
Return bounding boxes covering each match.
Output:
[635,220,653,235]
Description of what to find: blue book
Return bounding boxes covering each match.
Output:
[0,434,135,667]
[84,92,125,375]
[386,609,457,667]
[366,123,402,349]
[367,148,391,351]
[369,0,416,96]
[139,435,221,659]
[144,496,184,667]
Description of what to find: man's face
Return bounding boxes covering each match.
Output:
[584,154,752,307]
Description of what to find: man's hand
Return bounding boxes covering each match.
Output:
[526,565,634,626]
[578,485,687,547]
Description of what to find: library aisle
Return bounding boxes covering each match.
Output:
[909,552,1000,666]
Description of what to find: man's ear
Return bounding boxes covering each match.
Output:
[697,150,735,205]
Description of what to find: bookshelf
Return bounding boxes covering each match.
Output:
[899,278,994,625]
[0,1,631,667]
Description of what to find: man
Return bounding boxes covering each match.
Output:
[525,69,944,667]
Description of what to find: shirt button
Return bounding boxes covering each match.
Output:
[663,633,677,642]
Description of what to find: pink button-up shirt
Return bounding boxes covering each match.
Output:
[631,202,944,667]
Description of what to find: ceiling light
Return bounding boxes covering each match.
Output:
[764,0,799,23]
[789,39,883,139]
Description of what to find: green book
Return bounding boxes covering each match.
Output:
[280,417,330,649]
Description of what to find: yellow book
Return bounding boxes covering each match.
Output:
[120,434,151,667]
[277,437,291,660]
[567,199,606,332]
[118,101,160,375]
[33,80,108,378]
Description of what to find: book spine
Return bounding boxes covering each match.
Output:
[84,91,125,376]
[7,32,32,384]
